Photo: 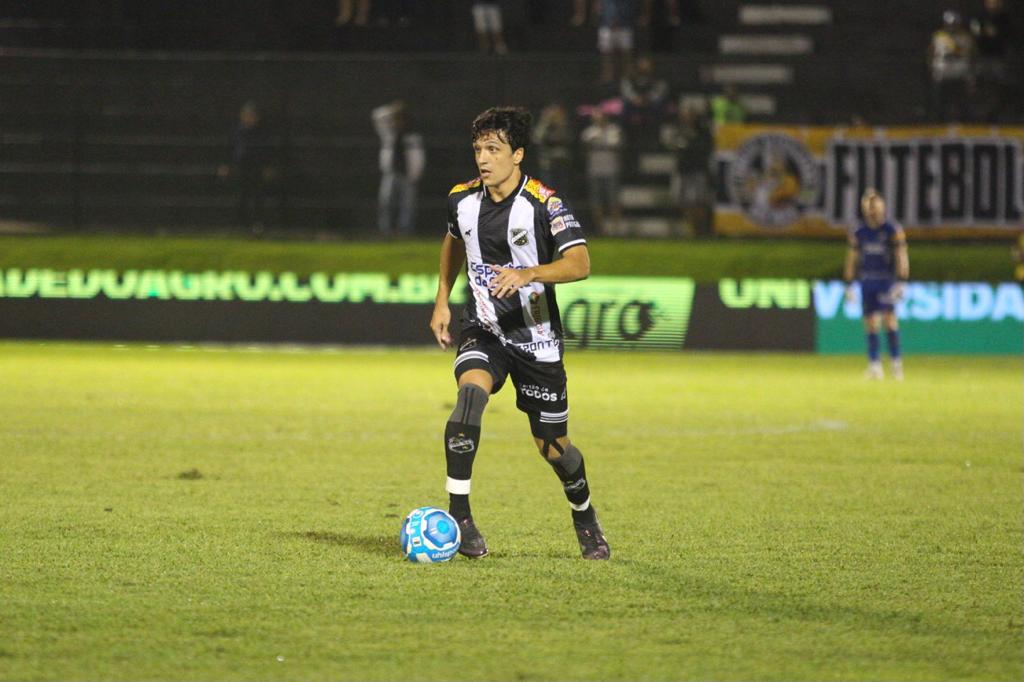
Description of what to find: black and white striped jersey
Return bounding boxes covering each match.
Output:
[447,173,587,363]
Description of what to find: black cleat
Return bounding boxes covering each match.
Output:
[456,516,488,558]
[574,519,610,560]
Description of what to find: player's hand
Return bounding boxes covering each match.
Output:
[845,284,856,304]
[430,303,452,350]
[489,265,535,299]
[890,282,906,302]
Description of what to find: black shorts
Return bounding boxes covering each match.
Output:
[453,325,569,434]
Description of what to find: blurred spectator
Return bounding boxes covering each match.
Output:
[218,101,274,235]
[928,10,975,122]
[661,103,713,235]
[336,0,371,26]
[598,0,638,84]
[372,100,425,236]
[711,85,746,125]
[620,56,668,140]
[580,111,624,234]
[472,1,509,54]
[971,0,1014,121]
[533,103,574,193]
[971,0,1012,60]
[337,0,414,28]
[571,0,599,26]
[639,0,681,27]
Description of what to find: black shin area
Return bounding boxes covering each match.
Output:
[445,384,489,519]
[532,418,597,525]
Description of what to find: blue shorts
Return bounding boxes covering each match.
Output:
[860,280,895,316]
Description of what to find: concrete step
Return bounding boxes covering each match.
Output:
[699,63,794,85]
[620,185,673,210]
[738,4,833,26]
[638,153,676,175]
[738,93,778,116]
[679,90,777,117]
[604,217,676,238]
[719,34,814,55]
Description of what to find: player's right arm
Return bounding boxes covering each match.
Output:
[843,231,859,301]
[431,232,465,350]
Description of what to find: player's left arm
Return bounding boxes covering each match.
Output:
[490,246,590,299]
[894,225,909,281]
[843,231,859,279]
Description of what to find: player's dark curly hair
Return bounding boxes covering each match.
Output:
[471,107,533,153]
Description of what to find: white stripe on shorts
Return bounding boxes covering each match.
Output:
[454,350,489,368]
[539,408,569,423]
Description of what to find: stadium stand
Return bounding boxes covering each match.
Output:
[0,0,1020,234]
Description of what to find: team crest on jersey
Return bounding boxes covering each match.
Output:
[510,227,530,246]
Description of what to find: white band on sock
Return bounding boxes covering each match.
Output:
[445,477,471,495]
[570,496,591,512]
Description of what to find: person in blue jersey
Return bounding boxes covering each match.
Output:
[429,107,610,560]
[843,189,910,379]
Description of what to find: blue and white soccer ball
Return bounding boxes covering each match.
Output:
[399,507,461,563]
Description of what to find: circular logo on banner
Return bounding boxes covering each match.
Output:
[728,134,821,228]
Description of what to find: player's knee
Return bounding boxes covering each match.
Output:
[539,439,569,461]
[449,383,489,427]
[540,439,582,479]
[531,422,569,461]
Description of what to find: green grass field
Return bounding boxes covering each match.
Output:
[1,343,1021,681]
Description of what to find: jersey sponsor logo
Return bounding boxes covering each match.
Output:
[510,227,530,246]
[520,383,560,402]
[515,338,560,353]
[449,177,482,195]
[447,434,476,453]
[550,215,581,236]
[547,196,564,216]
[527,291,548,335]
[524,178,556,202]
[468,260,528,288]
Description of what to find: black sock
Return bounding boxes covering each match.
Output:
[445,420,480,520]
[449,493,470,519]
[443,384,488,520]
[549,446,596,525]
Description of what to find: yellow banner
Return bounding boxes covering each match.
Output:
[714,124,1024,239]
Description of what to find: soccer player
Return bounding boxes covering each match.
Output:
[843,189,910,379]
[429,107,610,560]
